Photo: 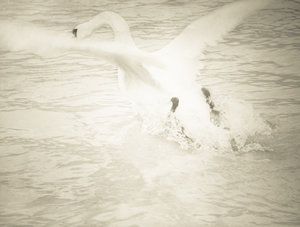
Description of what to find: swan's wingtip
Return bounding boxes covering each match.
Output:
[72,28,77,37]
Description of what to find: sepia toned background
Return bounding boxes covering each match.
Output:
[0,0,299,226]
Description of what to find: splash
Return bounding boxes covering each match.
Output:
[136,95,273,153]
[0,20,273,153]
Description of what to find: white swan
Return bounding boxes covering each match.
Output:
[71,0,271,146]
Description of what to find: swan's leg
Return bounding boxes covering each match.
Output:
[201,87,221,126]
[170,97,179,113]
[201,87,215,109]
[210,109,221,127]
[72,28,78,37]
[169,97,199,146]
[201,88,238,151]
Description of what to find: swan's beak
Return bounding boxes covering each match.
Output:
[72,28,78,37]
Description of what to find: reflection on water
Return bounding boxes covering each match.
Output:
[0,0,300,226]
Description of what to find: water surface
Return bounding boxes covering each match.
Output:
[0,0,299,226]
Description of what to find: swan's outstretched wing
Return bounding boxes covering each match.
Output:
[156,0,272,81]
[72,40,164,88]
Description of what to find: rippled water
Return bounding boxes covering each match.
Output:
[0,0,300,226]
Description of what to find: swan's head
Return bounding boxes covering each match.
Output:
[72,22,98,40]
[72,11,128,40]
[170,97,179,113]
[72,26,91,40]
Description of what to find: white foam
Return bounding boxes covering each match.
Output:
[136,95,273,152]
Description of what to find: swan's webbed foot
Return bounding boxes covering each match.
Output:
[201,87,215,109]
[170,97,179,113]
[167,98,200,148]
[201,87,220,126]
[201,88,238,151]
[201,87,210,98]
[72,28,78,37]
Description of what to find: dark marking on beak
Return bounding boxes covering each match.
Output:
[72,28,77,37]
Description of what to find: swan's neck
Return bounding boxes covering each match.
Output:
[90,12,137,48]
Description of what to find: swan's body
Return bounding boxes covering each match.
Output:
[72,0,271,146]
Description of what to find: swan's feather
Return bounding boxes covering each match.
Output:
[71,39,164,89]
[70,0,272,106]
[156,0,272,81]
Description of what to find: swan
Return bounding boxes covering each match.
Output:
[71,0,272,147]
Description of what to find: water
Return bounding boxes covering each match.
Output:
[0,0,300,226]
